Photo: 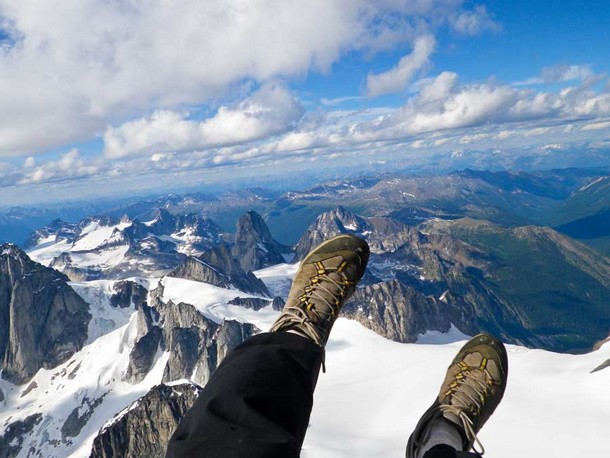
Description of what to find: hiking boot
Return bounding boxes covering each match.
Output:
[270,234,369,347]
[406,334,508,457]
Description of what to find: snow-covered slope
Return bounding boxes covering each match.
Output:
[303,320,610,457]
[0,280,169,458]
[1,264,609,457]
[26,213,230,280]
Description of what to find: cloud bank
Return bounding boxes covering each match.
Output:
[104,84,304,158]
[0,0,464,157]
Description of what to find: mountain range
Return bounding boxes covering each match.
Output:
[1,167,610,457]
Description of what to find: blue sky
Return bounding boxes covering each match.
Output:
[0,0,609,206]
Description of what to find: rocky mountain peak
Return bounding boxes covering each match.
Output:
[169,244,270,297]
[294,207,418,260]
[77,216,119,232]
[23,219,78,249]
[232,211,290,272]
[148,208,176,234]
[236,211,274,242]
[90,382,202,458]
[293,206,367,261]
[1,242,25,259]
[0,245,91,384]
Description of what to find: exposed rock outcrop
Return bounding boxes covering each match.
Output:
[61,395,107,440]
[147,209,228,255]
[0,413,42,458]
[294,206,418,261]
[0,244,91,384]
[110,280,148,309]
[591,358,610,373]
[226,296,270,311]
[225,295,285,311]
[232,211,291,271]
[23,219,78,249]
[124,295,257,386]
[271,296,286,311]
[342,280,454,342]
[124,325,163,383]
[90,383,201,458]
[169,244,269,297]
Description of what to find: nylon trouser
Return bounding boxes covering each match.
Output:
[166,332,323,458]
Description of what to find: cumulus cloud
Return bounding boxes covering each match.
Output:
[103,84,304,158]
[224,71,610,161]
[0,0,467,157]
[541,64,593,83]
[18,149,100,184]
[356,72,610,141]
[366,35,436,97]
[450,5,500,36]
[514,64,594,86]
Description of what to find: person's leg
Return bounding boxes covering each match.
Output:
[166,332,323,458]
[406,334,508,458]
[167,234,370,458]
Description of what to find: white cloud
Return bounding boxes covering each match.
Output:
[513,64,593,86]
[366,35,436,97]
[541,64,593,83]
[581,120,610,131]
[103,84,304,158]
[450,5,500,36]
[369,72,517,136]
[224,72,610,161]
[97,71,610,170]
[495,130,514,140]
[321,96,365,107]
[0,0,466,157]
[18,149,100,184]
[355,72,610,142]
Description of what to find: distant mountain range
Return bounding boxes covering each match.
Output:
[4,167,610,251]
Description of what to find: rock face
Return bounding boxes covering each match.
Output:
[342,280,455,342]
[124,286,258,386]
[23,219,78,249]
[147,209,229,255]
[0,413,43,458]
[61,395,107,440]
[110,280,148,309]
[169,244,269,297]
[0,244,91,384]
[228,296,285,311]
[300,209,610,353]
[232,211,291,271]
[90,383,201,458]
[271,296,286,311]
[294,206,418,260]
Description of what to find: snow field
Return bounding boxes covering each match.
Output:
[305,319,610,457]
[160,276,280,330]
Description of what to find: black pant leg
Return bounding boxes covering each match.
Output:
[166,332,324,458]
[423,445,482,458]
